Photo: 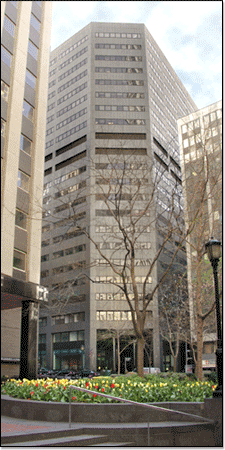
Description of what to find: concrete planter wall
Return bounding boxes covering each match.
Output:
[1,395,205,423]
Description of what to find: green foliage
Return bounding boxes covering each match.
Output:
[1,374,216,403]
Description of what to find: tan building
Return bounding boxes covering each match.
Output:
[177,100,222,371]
[1,1,52,378]
[39,23,197,373]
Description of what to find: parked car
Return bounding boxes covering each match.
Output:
[78,369,101,378]
[38,369,58,379]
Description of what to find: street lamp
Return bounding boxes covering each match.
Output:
[205,237,222,398]
[80,345,85,370]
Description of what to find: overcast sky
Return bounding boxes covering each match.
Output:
[51,1,222,110]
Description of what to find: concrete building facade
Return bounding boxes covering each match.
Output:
[177,100,222,371]
[39,22,197,372]
[1,0,52,377]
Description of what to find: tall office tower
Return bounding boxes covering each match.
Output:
[177,100,222,371]
[1,1,52,378]
[40,23,197,373]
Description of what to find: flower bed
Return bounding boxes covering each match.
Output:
[1,374,216,403]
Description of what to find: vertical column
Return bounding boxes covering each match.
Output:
[20,300,39,379]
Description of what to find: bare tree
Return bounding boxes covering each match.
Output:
[181,118,222,380]
[97,326,136,374]
[159,273,190,372]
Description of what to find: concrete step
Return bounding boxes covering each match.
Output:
[90,442,136,447]
[1,421,216,447]
[2,434,109,447]
[91,443,135,446]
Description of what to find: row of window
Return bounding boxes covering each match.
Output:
[95,275,152,284]
[41,229,85,247]
[96,310,152,321]
[55,120,87,144]
[52,312,85,325]
[95,79,144,86]
[52,260,86,275]
[95,161,147,170]
[39,330,85,343]
[96,293,127,301]
[58,57,87,82]
[95,147,147,155]
[96,175,148,185]
[95,105,145,112]
[95,55,142,62]
[57,81,87,106]
[95,32,141,39]
[58,69,87,94]
[95,118,145,126]
[52,331,85,342]
[95,225,150,234]
[59,46,88,70]
[55,179,86,199]
[58,35,88,61]
[95,91,144,99]
[50,211,86,227]
[41,260,86,278]
[43,166,86,195]
[95,43,142,50]
[97,311,133,321]
[98,242,151,250]
[96,132,146,140]
[57,94,87,118]
[95,67,143,74]
[95,258,152,266]
[49,244,86,260]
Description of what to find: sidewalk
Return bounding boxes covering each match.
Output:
[1,415,82,437]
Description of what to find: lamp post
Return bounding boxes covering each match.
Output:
[80,345,85,370]
[205,237,222,398]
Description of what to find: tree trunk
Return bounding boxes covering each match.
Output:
[196,315,203,380]
[117,331,120,375]
[195,255,203,381]
[173,355,178,373]
[137,336,144,377]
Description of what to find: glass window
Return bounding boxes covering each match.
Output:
[1,80,9,102]
[69,331,77,341]
[23,100,34,121]
[183,138,189,149]
[1,45,12,67]
[35,1,42,6]
[4,15,15,36]
[39,334,46,344]
[61,332,69,342]
[41,254,49,262]
[20,134,32,155]
[15,209,27,229]
[30,13,40,32]
[53,333,61,343]
[210,112,216,122]
[18,170,30,192]
[1,118,6,137]
[13,249,26,271]
[10,1,17,7]
[78,330,84,341]
[25,69,36,89]
[28,40,38,60]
